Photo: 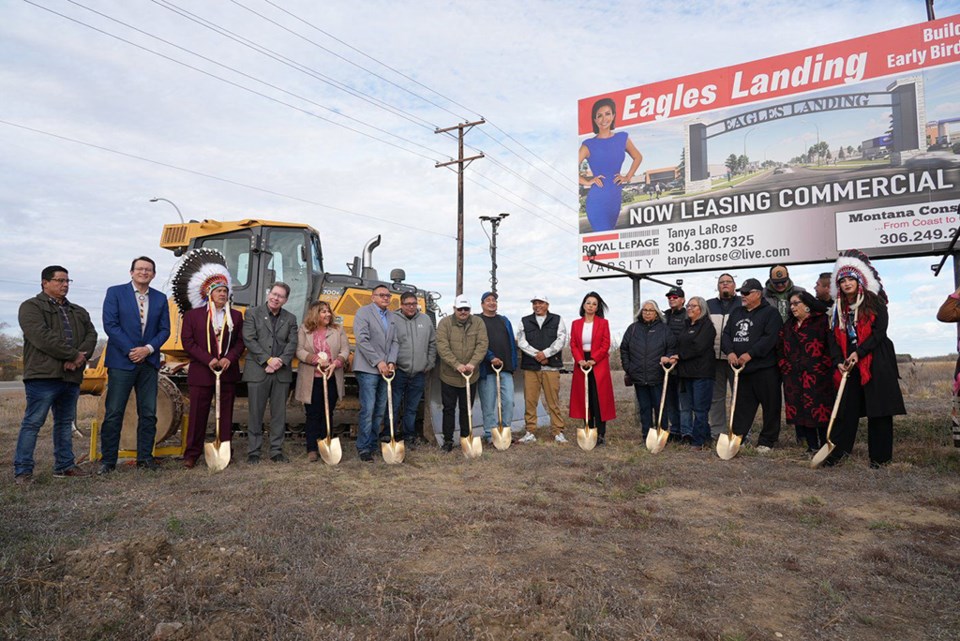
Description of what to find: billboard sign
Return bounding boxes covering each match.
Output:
[577,17,960,278]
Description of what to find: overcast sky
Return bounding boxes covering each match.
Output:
[2,0,959,357]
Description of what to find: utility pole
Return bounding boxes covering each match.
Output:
[436,119,484,296]
[479,212,509,295]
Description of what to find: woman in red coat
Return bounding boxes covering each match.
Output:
[570,292,616,445]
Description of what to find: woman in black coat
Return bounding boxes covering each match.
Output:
[620,300,676,438]
[670,296,716,447]
[826,250,905,468]
[777,291,834,453]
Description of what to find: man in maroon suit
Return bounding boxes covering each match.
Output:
[181,278,244,468]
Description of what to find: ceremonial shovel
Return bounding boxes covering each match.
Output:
[204,368,231,472]
[490,363,512,451]
[645,362,674,454]
[576,364,597,451]
[716,363,744,461]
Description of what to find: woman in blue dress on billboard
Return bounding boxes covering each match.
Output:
[578,98,643,232]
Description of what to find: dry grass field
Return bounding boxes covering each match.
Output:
[1,360,959,641]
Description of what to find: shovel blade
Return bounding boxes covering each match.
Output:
[716,432,742,460]
[576,426,597,451]
[318,437,342,466]
[810,442,835,469]
[460,435,483,459]
[646,428,669,454]
[381,439,405,465]
[204,441,231,472]
[491,427,512,451]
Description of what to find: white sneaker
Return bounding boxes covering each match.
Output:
[519,432,537,443]
[554,433,568,444]
[756,445,772,454]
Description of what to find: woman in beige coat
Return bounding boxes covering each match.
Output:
[296,301,350,462]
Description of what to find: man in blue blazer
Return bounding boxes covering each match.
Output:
[99,257,171,473]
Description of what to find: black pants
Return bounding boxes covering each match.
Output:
[583,351,606,437]
[304,376,339,450]
[829,368,894,466]
[731,366,782,447]
[441,381,477,442]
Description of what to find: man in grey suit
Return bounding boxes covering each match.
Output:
[353,284,399,462]
[242,282,298,464]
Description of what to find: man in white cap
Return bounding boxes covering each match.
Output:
[435,295,488,451]
[516,294,567,443]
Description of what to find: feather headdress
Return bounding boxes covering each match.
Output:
[171,248,232,313]
[830,249,886,303]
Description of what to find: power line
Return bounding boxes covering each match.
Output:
[23,1,580,238]
[466,175,576,236]
[0,118,456,239]
[480,156,577,213]
[151,0,443,134]
[246,0,571,186]
[251,0,471,123]
[29,0,446,162]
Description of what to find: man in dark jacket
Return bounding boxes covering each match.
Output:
[721,278,783,451]
[393,291,437,448]
[476,292,517,443]
[242,282,298,464]
[707,274,741,439]
[763,264,806,322]
[14,265,97,484]
[662,287,686,438]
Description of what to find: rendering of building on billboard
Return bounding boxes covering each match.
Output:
[577,17,960,279]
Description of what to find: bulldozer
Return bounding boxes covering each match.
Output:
[81,218,438,458]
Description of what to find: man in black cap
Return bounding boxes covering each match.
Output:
[476,291,517,443]
[763,264,806,322]
[721,277,783,452]
[662,287,686,438]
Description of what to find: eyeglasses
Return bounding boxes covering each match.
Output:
[455,307,470,312]
[49,278,73,284]
[641,308,657,313]
[789,302,801,307]
[401,301,418,306]
[718,280,734,285]
[686,304,699,309]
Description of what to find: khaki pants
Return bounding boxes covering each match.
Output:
[523,370,564,436]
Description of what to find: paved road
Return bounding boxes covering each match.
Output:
[0,381,23,397]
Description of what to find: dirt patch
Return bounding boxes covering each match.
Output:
[2,377,959,640]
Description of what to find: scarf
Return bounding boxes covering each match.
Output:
[312,328,332,377]
[831,301,874,386]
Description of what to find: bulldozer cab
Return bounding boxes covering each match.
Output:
[184,222,321,325]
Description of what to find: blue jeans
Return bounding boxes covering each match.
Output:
[665,376,681,434]
[633,383,663,437]
[15,379,81,476]
[356,371,387,454]
[100,364,159,465]
[478,371,515,439]
[391,369,425,441]
[679,377,713,445]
